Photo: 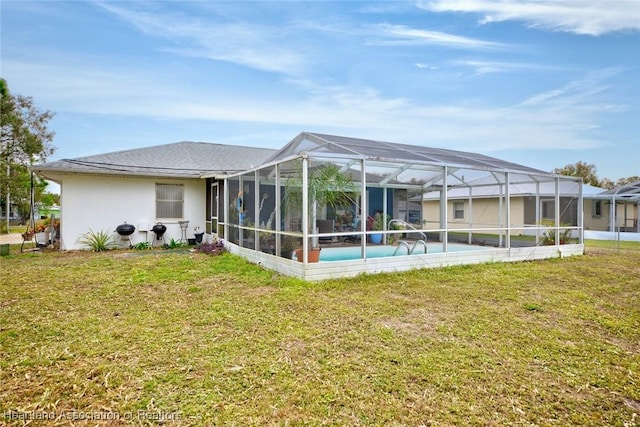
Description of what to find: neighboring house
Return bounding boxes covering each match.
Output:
[420,177,586,237]
[1,202,21,223]
[35,204,61,220]
[421,178,640,241]
[32,142,276,250]
[584,180,640,241]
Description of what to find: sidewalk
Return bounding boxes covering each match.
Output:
[0,233,25,244]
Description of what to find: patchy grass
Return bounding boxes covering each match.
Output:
[0,246,639,425]
[585,239,640,252]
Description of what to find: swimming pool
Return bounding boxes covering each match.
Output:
[293,243,487,262]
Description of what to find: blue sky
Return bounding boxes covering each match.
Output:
[2,0,639,188]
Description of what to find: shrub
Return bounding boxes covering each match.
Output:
[77,229,115,252]
[34,218,60,232]
[165,238,187,249]
[540,220,574,245]
[133,241,151,250]
[194,239,226,256]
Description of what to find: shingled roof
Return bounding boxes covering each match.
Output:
[33,141,277,179]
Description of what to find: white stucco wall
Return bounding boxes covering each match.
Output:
[57,174,206,250]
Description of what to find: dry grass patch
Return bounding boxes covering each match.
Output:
[380,306,456,337]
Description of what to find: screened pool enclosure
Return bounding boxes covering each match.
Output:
[219,133,584,281]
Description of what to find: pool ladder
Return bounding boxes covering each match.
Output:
[388,219,427,241]
[393,239,428,256]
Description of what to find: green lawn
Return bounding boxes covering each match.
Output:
[1,244,639,425]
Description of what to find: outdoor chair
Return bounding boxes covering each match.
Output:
[317,219,335,243]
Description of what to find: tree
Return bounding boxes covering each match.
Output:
[600,176,640,190]
[554,161,639,189]
[14,174,52,222]
[614,176,640,187]
[553,161,600,187]
[0,79,55,232]
[599,177,615,190]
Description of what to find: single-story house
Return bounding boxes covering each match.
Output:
[584,180,640,241]
[421,178,639,242]
[33,132,586,280]
[32,141,276,250]
[420,179,591,239]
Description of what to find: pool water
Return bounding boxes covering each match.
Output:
[293,243,487,262]
[320,245,404,261]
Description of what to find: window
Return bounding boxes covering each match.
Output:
[453,202,464,220]
[156,184,183,219]
[592,200,602,217]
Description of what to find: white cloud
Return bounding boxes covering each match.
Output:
[415,63,440,70]
[520,68,623,106]
[4,51,621,154]
[367,24,505,49]
[419,0,640,35]
[451,59,566,74]
[152,72,623,153]
[95,2,306,74]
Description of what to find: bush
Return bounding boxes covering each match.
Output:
[133,241,151,250]
[165,238,187,249]
[540,220,574,245]
[78,229,115,252]
[194,239,226,256]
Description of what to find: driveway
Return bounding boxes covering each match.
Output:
[0,234,24,245]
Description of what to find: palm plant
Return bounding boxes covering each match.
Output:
[283,162,357,259]
[77,229,115,252]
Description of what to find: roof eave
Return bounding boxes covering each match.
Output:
[30,166,216,180]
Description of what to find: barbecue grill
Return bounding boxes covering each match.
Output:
[115,222,135,247]
[151,222,167,244]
